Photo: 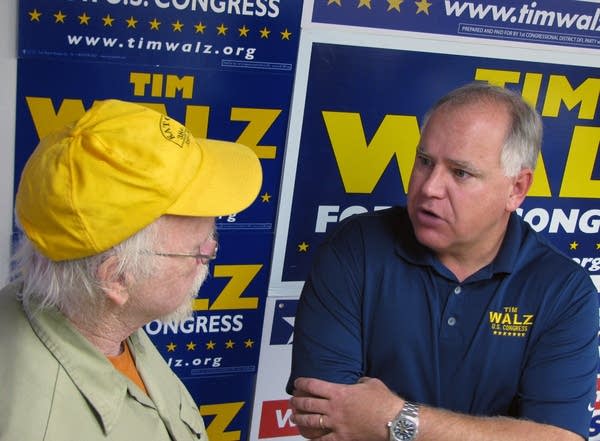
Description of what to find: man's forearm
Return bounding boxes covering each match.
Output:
[290,377,583,441]
[417,406,581,441]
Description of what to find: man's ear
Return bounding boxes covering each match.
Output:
[506,168,533,212]
[97,255,129,306]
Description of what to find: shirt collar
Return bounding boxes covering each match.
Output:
[394,209,523,280]
[488,212,523,275]
[25,302,152,434]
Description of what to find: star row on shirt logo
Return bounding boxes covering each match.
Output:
[27,9,294,39]
[327,0,433,15]
[492,331,527,337]
[165,338,256,352]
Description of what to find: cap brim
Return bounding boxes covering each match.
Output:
[166,138,262,217]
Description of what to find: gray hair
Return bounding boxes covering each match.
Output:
[421,82,543,177]
[11,217,163,321]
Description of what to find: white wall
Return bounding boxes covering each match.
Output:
[0,0,17,285]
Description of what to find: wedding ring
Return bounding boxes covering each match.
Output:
[319,414,325,430]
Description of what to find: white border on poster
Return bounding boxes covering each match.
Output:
[268,26,600,296]
[0,0,18,285]
[301,0,600,61]
[249,296,302,441]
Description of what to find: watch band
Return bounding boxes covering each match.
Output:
[401,401,419,419]
[387,400,420,441]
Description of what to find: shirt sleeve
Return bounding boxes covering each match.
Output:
[286,222,365,394]
[518,271,598,439]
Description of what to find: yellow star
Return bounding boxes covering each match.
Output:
[358,0,372,8]
[328,0,342,5]
[217,23,228,35]
[102,14,115,27]
[149,18,161,30]
[415,0,431,14]
[206,340,216,350]
[596,243,600,250]
[166,342,177,352]
[261,193,271,203]
[259,27,271,38]
[54,11,66,24]
[29,9,42,22]
[225,339,235,349]
[298,242,309,252]
[569,241,578,250]
[172,20,184,32]
[186,341,197,351]
[78,12,91,25]
[239,25,250,37]
[281,28,292,40]
[194,22,206,33]
[387,0,404,12]
[126,16,138,28]
[244,338,254,348]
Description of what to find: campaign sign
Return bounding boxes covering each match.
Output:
[308,0,600,50]
[270,41,600,290]
[269,299,298,346]
[14,55,285,439]
[14,57,293,231]
[19,0,301,71]
[250,297,301,441]
[184,372,258,441]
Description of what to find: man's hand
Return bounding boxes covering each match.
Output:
[289,377,404,441]
[289,377,583,441]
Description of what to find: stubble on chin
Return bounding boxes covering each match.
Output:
[159,265,209,325]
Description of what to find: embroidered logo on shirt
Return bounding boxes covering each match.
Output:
[488,306,534,337]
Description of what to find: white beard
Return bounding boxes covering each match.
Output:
[159,264,209,325]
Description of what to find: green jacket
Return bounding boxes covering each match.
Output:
[0,282,208,441]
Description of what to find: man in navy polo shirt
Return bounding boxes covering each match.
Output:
[287,82,598,441]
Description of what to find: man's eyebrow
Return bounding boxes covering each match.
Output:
[416,146,429,157]
[417,147,483,176]
[448,158,482,176]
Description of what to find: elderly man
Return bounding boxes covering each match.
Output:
[0,100,262,440]
[288,83,598,441]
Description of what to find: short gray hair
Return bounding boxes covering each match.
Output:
[11,217,163,321]
[421,82,543,177]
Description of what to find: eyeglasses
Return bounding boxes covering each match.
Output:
[143,237,218,265]
[149,248,218,265]
[142,228,218,265]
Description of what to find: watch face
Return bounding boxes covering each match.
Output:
[393,419,416,441]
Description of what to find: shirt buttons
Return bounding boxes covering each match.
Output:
[454,286,462,294]
[447,317,457,326]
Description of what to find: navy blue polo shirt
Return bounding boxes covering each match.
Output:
[288,206,598,438]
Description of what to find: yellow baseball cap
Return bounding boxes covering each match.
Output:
[15,99,263,261]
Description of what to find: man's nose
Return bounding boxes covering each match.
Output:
[421,166,447,198]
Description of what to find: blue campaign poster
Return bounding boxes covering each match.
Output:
[14,57,294,231]
[15,1,302,440]
[310,0,600,50]
[20,0,300,69]
[275,42,600,287]
[14,57,284,432]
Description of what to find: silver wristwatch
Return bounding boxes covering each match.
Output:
[387,401,419,441]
